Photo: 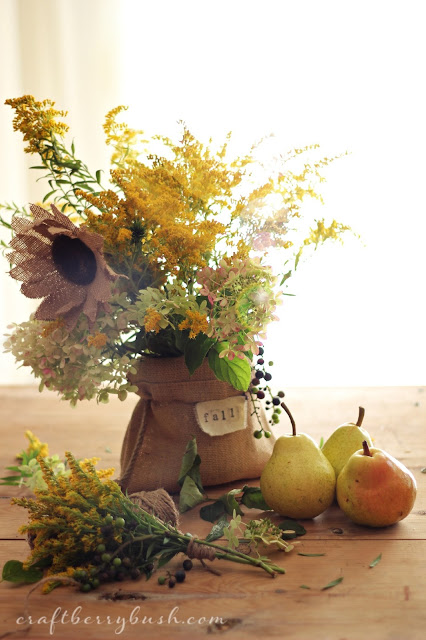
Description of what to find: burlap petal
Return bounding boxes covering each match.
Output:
[34,286,86,321]
[50,204,78,231]
[10,256,55,282]
[78,228,105,252]
[21,271,64,298]
[10,232,50,253]
[30,204,76,233]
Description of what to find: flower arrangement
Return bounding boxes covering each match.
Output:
[1,96,350,406]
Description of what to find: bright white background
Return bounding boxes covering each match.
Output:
[0,0,425,386]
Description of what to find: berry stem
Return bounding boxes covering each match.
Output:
[362,440,372,456]
[356,407,365,427]
[281,402,297,436]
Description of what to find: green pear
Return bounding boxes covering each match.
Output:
[260,403,336,519]
[337,441,417,527]
[322,407,373,477]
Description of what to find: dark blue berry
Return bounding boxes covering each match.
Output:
[255,370,264,379]
[264,372,272,381]
[272,397,280,405]
[183,559,193,571]
[175,569,186,583]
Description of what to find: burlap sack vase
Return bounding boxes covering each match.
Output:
[119,356,275,494]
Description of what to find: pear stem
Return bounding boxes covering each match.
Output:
[356,406,365,427]
[281,402,297,436]
[362,440,372,456]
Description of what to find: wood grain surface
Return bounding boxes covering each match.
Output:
[0,385,425,640]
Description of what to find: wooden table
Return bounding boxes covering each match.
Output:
[0,386,425,639]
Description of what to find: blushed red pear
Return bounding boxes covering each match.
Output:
[337,441,417,527]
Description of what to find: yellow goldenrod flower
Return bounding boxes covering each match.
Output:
[5,95,68,155]
[178,310,209,339]
[144,307,162,333]
[17,430,49,459]
[87,332,108,348]
[116,228,132,243]
[41,319,65,338]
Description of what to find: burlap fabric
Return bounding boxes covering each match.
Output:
[119,356,275,494]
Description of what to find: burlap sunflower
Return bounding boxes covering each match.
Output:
[8,204,118,329]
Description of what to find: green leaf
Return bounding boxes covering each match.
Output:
[157,549,178,569]
[421,467,426,473]
[177,436,203,492]
[205,514,229,542]
[173,328,189,353]
[321,577,343,590]
[200,500,227,523]
[177,437,205,513]
[279,270,292,286]
[240,486,271,511]
[42,189,57,203]
[0,477,21,486]
[300,584,311,589]
[298,553,326,557]
[319,436,324,449]
[184,334,215,375]
[220,489,244,516]
[208,345,251,391]
[178,476,205,514]
[200,489,243,523]
[2,560,43,584]
[96,169,102,184]
[369,553,382,568]
[278,519,306,539]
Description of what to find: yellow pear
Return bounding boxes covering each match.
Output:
[322,407,373,478]
[337,441,417,527]
[260,404,336,519]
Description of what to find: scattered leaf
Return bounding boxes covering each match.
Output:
[205,514,229,542]
[178,476,205,513]
[105,447,112,453]
[278,519,306,539]
[369,553,382,568]
[200,500,227,523]
[200,489,243,523]
[321,576,343,590]
[298,553,326,557]
[178,437,205,513]
[240,486,271,510]
[2,560,43,584]
[300,584,311,589]
[421,468,426,474]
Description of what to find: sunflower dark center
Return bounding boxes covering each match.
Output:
[51,234,97,286]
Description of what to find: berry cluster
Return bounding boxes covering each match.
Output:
[72,514,153,592]
[250,346,286,438]
[157,558,193,588]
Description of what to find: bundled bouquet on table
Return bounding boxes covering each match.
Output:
[1,96,350,493]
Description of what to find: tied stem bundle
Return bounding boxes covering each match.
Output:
[7,453,284,593]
